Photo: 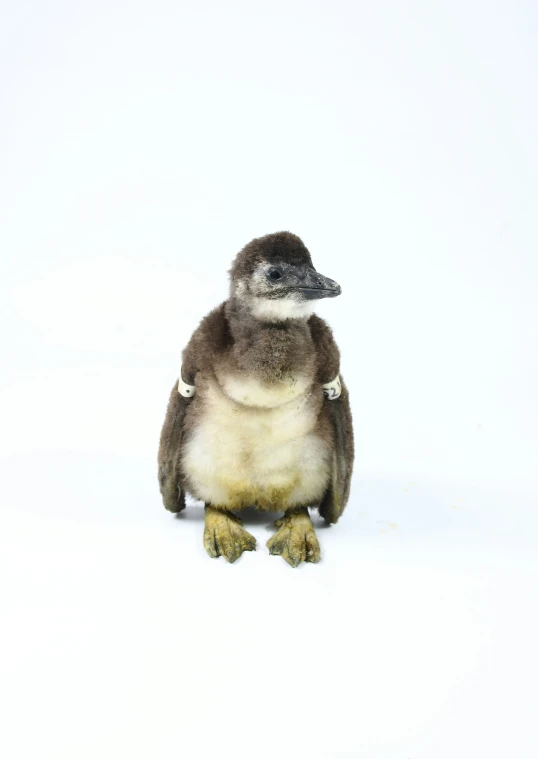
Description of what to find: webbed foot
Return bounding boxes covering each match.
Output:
[203,506,256,562]
[266,507,321,567]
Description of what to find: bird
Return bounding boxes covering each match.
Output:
[158,231,354,566]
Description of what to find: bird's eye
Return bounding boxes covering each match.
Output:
[268,268,283,281]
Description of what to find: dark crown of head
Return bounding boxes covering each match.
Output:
[230,232,313,280]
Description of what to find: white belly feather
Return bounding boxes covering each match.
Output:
[182,373,331,509]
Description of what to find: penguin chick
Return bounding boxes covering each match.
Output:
[158,231,354,566]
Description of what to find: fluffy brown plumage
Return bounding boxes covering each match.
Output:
[158,231,354,565]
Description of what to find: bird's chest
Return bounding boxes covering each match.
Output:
[216,365,312,408]
[190,373,318,460]
[182,373,329,508]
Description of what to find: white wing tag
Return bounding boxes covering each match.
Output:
[178,370,196,398]
[322,375,342,400]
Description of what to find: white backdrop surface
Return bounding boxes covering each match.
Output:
[1,1,537,758]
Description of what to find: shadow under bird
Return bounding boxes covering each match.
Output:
[158,231,354,566]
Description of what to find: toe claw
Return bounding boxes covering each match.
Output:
[283,552,300,568]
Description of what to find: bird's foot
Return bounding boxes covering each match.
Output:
[203,506,256,562]
[267,507,321,567]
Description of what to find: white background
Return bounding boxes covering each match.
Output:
[1,1,537,757]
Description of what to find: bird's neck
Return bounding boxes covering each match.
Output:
[224,297,314,383]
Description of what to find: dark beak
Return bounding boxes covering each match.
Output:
[294,267,342,300]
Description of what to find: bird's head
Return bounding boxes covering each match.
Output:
[229,231,341,322]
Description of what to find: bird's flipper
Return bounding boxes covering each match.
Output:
[319,376,354,524]
[158,380,189,513]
